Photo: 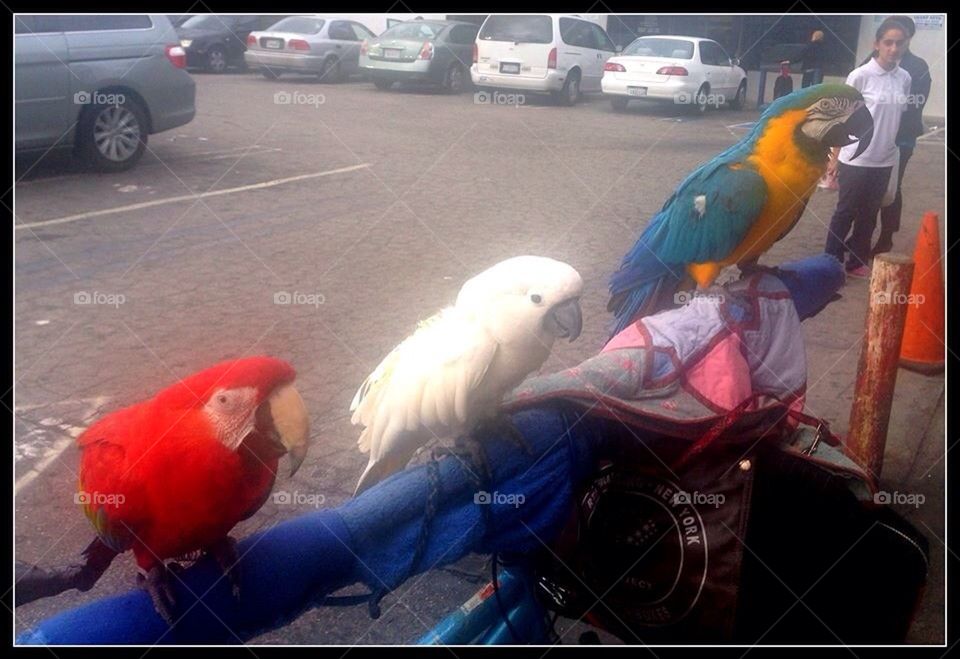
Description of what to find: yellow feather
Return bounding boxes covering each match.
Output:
[725,109,826,265]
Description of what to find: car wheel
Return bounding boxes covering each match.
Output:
[373,78,394,90]
[318,57,342,83]
[553,70,581,106]
[77,95,148,172]
[205,46,227,73]
[610,97,629,112]
[261,68,281,80]
[687,84,709,115]
[729,80,747,110]
[442,63,467,94]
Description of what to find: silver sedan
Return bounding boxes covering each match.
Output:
[245,15,378,82]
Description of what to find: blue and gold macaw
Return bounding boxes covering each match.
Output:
[608,83,874,336]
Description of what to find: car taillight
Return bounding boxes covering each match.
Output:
[360,39,368,55]
[288,39,310,51]
[246,34,256,47]
[603,61,626,72]
[656,66,689,76]
[165,45,186,69]
[418,41,433,60]
[472,42,478,64]
[547,47,557,69]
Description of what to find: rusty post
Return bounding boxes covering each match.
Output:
[846,253,915,481]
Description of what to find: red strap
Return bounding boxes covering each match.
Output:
[670,397,839,471]
[786,409,841,446]
[670,394,762,471]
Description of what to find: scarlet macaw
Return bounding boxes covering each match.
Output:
[73,356,310,623]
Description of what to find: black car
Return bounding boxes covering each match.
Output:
[176,14,289,73]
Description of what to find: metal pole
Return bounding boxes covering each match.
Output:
[846,253,915,481]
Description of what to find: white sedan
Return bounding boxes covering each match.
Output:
[601,35,747,114]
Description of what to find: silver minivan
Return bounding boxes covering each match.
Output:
[15,14,196,172]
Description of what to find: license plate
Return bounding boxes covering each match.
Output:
[628,86,648,96]
[499,62,520,74]
[384,49,402,59]
[264,39,283,49]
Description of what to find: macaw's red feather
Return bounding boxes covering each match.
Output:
[77,356,297,571]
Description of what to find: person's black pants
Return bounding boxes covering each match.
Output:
[874,145,915,254]
[825,162,892,270]
[801,68,823,87]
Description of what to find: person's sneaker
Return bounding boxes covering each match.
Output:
[846,265,871,279]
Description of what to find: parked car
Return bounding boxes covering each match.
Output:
[15,14,195,172]
[360,19,479,93]
[244,15,377,82]
[601,36,748,114]
[177,14,288,73]
[166,15,195,28]
[470,14,617,105]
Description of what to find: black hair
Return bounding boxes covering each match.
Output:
[876,17,911,41]
[887,15,917,38]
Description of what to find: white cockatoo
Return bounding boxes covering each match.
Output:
[350,256,584,495]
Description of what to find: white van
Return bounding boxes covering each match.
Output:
[470,14,617,105]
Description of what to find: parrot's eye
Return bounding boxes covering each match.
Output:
[217,395,229,405]
[530,294,543,304]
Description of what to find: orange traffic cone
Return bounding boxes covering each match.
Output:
[900,212,945,373]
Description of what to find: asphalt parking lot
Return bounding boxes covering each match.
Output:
[14,70,946,644]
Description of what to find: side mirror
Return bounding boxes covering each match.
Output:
[615,44,623,54]
[731,57,740,67]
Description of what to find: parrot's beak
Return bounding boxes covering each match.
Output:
[266,383,310,476]
[545,298,583,342]
[823,104,874,160]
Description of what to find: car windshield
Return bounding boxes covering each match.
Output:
[180,15,235,31]
[479,15,552,44]
[624,38,695,60]
[380,22,443,40]
[267,17,324,34]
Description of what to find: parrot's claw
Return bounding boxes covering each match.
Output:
[435,436,493,490]
[208,536,242,600]
[138,565,178,625]
[485,414,532,456]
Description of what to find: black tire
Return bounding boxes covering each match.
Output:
[205,46,227,74]
[317,57,342,83]
[373,78,394,90]
[729,80,747,110]
[610,96,629,112]
[687,84,710,115]
[553,70,581,106]
[442,63,467,94]
[76,95,148,172]
[260,68,281,80]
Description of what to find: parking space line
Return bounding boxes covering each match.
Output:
[184,147,283,161]
[916,127,945,141]
[15,436,76,494]
[15,396,110,494]
[15,163,371,231]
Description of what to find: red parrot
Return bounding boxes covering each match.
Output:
[64,356,310,623]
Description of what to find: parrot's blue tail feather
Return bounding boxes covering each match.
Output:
[608,209,691,336]
[607,232,685,338]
